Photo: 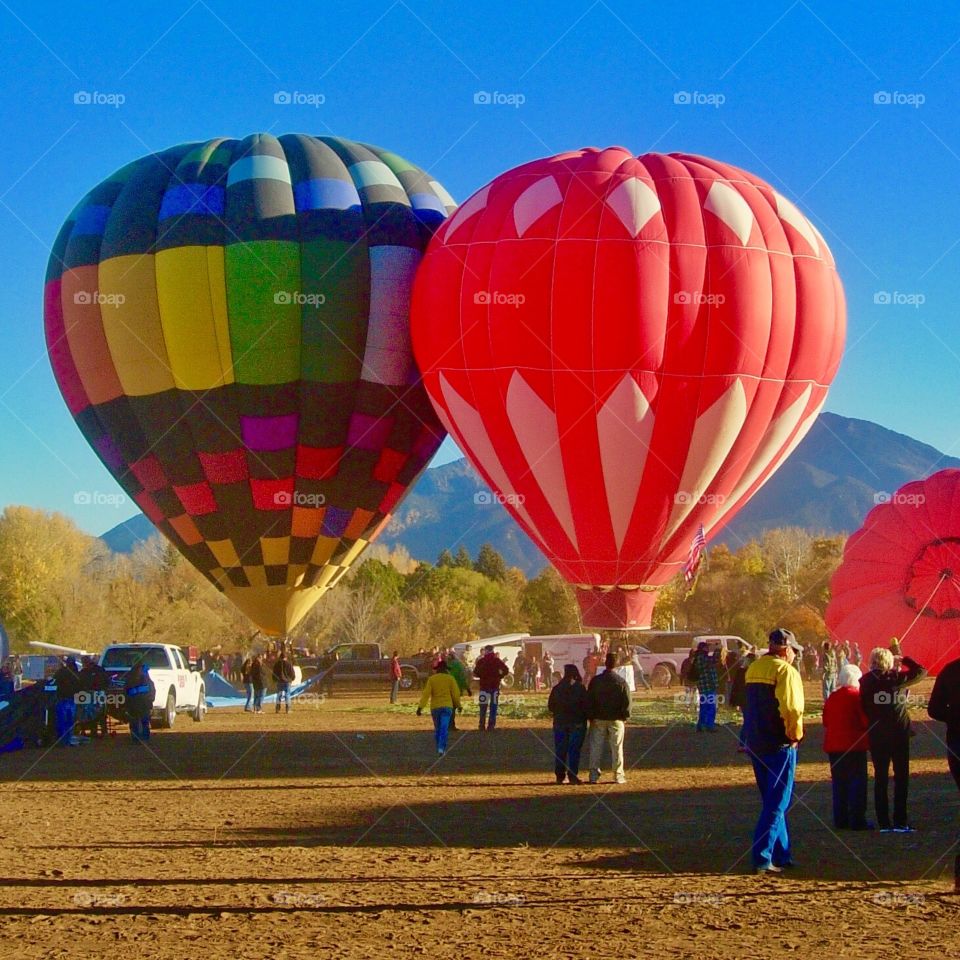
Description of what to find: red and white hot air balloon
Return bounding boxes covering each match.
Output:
[827,469,960,675]
[411,147,846,627]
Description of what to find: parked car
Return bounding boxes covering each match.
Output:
[310,643,431,695]
[100,643,206,727]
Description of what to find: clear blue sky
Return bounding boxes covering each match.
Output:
[2,0,960,536]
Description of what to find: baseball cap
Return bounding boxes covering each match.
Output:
[768,628,802,653]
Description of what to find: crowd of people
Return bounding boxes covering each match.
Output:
[410,630,960,876]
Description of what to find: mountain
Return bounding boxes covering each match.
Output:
[101,412,960,573]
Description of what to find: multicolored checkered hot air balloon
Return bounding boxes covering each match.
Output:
[44,134,455,636]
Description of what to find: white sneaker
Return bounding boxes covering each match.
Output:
[437,748,445,756]
[615,775,627,784]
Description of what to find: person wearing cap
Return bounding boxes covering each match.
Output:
[473,645,509,731]
[928,654,960,793]
[859,646,926,832]
[548,664,589,784]
[822,664,873,830]
[585,652,632,784]
[742,628,805,873]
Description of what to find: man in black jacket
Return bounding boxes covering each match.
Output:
[585,653,631,784]
[547,664,589,784]
[272,652,296,714]
[859,647,926,832]
[928,656,960,792]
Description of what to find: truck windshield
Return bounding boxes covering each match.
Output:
[101,648,170,670]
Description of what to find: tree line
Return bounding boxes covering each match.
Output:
[0,505,846,655]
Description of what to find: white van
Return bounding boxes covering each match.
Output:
[522,634,602,685]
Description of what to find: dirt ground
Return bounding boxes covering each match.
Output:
[1,681,958,959]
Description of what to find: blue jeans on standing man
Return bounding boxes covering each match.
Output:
[553,723,587,782]
[129,714,150,743]
[431,707,453,753]
[697,691,718,730]
[478,688,500,730]
[275,682,291,713]
[750,745,797,868]
[244,682,254,711]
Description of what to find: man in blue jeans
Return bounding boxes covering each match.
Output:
[742,628,805,874]
[472,646,509,731]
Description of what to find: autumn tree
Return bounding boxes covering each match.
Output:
[521,567,579,635]
[474,543,508,582]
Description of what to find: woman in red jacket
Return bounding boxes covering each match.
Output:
[823,663,873,830]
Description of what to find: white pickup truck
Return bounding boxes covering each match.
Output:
[100,643,206,728]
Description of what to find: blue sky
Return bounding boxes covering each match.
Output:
[2,0,960,536]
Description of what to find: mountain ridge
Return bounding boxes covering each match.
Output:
[101,412,960,574]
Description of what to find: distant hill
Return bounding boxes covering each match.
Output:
[101,412,960,574]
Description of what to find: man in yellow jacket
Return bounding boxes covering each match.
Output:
[417,660,462,756]
[742,627,805,874]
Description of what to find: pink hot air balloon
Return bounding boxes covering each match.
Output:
[827,469,960,675]
[411,147,846,628]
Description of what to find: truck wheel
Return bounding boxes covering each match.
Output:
[192,687,205,722]
[398,668,417,691]
[162,690,176,728]
[651,663,675,688]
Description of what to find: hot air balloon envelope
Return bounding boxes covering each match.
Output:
[45,134,454,635]
[411,147,845,627]
[826,469,960,675]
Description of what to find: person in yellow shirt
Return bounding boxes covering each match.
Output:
[742,628,805,874]
[417,661,462,756]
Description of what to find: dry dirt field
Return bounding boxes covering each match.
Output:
[1,682,958,959]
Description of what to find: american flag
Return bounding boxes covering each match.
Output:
[683,525,707,583]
